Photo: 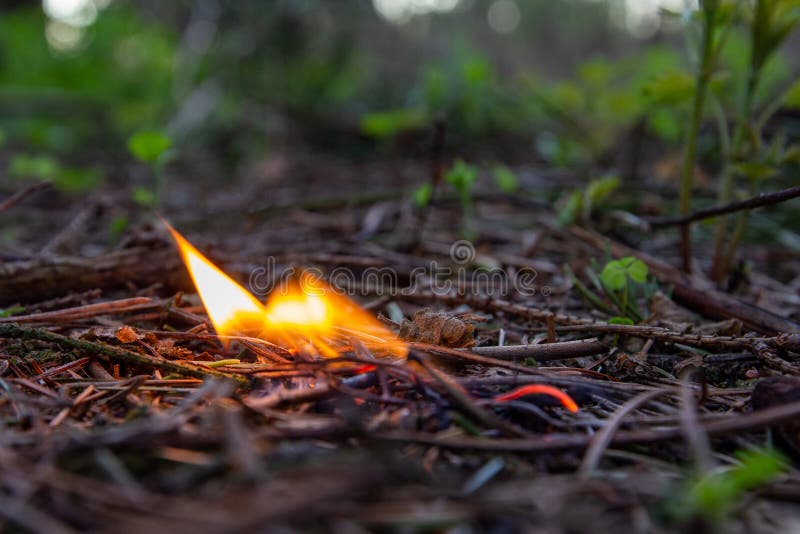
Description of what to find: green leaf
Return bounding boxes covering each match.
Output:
[9,154,60,181]
[608,316,634,325]
[132,186,155,207]
[54,168,101,193]
[360,108,426,138]
[734,161,779,182]
[127,130,172,165]
[600,256,649,291]
[643,69,695,106]
[0,306,25,318]
[413,182,433,207]
[109,215,129,242]
[626,258,649,283]
[600,261,628,291]
[0,127,5,148]
[492,165,519,193]
[556,190,582,227]
[687,447,786,522]
[783,78,800,108]
[444,159,478,194]
[584,174,620,217]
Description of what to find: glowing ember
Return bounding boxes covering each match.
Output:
[494,384,579,412]
[165,222,406,358]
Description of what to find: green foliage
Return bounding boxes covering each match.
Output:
[675,447,787,524]
[413,182,433,208]
[709,0,800,281]
[127,130,172,208]
[108,215,129,242]
[127,131,172,166]
[783,78,800,108]
[54,167,101,193]
[643,69,695,106]
[600,257,648,290]
[132,186,155,207]
[360,108,427,138]
[0,306,25,318]
[445,159,479,194]
[556,174,620,226]
[9,153,100,193]
[571,256,655,323]
[492,165,519,193]
[9,154,60,181]
[608,316,634,326]
[525,47,685,167]
[0,127,5,148]
[0,6,176,148]
[445,159,479,239]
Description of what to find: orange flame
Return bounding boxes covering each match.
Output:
[165,222,406,358]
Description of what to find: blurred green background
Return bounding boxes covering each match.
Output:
[1,1,798,227]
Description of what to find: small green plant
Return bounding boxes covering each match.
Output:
[444,159,479,239]
[413,181,433,208]
[678,0,734,272]
[672,447,787,525]
[492,165,519,193]
[127,130,173,209]
[556,174,620,226]
[709,0,800,282]
[568,256,655,323]
[360,108,427,139]
[108,215,130,243]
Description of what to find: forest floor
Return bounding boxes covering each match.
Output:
[1,148,800,533]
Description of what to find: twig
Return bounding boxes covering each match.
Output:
[470,338,608,361]
[566,225,800,335]
[679,372,712,472]
[411,352,529,438]
[646,185,800,228]
[0,297,157,324]
[0,323,246,384]
[0,182,50,213]
[579,389,669,476]
[377,398,800,452]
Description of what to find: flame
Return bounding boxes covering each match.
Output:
[165,222,406,358]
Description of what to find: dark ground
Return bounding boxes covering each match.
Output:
[2,135,800,533]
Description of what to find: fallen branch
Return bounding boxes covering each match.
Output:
[645,185,800,228]
[567,226,800,335]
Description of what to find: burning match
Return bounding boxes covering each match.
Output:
[164,220,407,359]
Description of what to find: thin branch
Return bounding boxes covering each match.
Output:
[646,185,800,228]
[0,182,50,213]
[0,323,246,384]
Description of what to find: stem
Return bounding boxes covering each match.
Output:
[680,5,718,273]
[710,4,762,283]
[461,189,475,240]
[720,208,750,279]
[155,160,166,210]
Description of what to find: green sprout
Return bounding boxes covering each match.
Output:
[672,447,787,525]
[127,130,173,208]
[568,256,655,324]
[556,174,619,226]
[444,159,479,239]
[492,165,519,194]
